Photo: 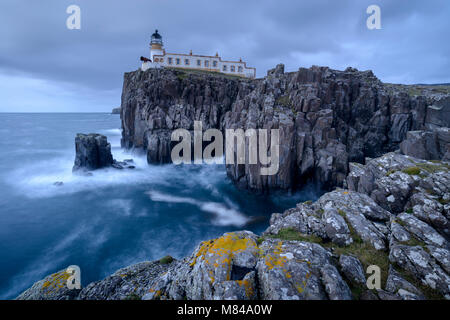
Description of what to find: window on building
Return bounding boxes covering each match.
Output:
[238,66,243,72]
[231,65,235,72]
[197,60,201,66]
[185,59,189,65]
[176,58,180,65]
[223,65,227,71]
[168,57,173,64]
[205,60,209,67]
[213,61,217,68]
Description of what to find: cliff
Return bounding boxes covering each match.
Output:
[120,64,449,192]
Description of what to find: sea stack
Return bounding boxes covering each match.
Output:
[72,133,114,171]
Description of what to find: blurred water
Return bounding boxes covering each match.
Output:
[0,113,321,299]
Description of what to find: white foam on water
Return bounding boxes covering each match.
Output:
[146,190,249,227]
[4,152,172,198]
[4,146,228,201]
[101,128,122,135]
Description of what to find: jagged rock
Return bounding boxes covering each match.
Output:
[322,208,352,246]
[16,268,80,300]
[376,289,401,300]
[264,189,390,250]
[425,96,450,130]
[120,66,449,193]
[267,64,284,77]
[73,133,113,171]
[314,190,389,250]
[346,152,450,240]
[339,255,366,285]
[400,130,440,160]
[389,244,450,298]
[385,266,425,300]
[212,271,257,300]
[360,290,379,300]
[264,205,325,238]
[256,239,331,300]
[390,219,412,244]
[426,246,450,274]
[79,261,171,300]
[320,264,352,300]
[396,213,448,248]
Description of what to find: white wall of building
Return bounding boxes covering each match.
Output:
[144,48,255,78]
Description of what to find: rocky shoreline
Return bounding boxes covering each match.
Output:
[16,152,450,300]
[16,65,449,300]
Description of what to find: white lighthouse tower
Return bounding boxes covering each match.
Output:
[150,30,164,62]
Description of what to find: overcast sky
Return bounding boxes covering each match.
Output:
[1,0,449,112]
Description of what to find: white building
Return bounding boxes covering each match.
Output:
[140,30,256,79]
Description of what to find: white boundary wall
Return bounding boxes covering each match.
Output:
[142,50,255,78]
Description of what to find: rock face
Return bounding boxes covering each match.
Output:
[111,107,121,114]
[400,128,450,161]
[120,65,449,193]
[72,134,135,172]
[73,133,114,171]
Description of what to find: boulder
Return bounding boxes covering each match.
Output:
[339,255,366,285]
[73,133,113,171]
[16,268,80,300]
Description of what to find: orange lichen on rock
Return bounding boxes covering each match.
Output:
[264,241,287,270]
[263,241,313,294]
[237,279,254,298]
[189,233,258,283]
[42,271,71,292]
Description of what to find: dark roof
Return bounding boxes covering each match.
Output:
[151,29,162,39]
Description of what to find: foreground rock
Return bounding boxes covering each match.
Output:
[19,153,449,300]
[16,269,80,300]
[120,65,449,193]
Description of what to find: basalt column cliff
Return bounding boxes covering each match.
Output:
[120,64,449,192]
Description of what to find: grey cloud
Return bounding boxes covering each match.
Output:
[0,0,449,111]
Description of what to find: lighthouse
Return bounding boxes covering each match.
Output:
[150,30,164,62]
[140,29,256,78]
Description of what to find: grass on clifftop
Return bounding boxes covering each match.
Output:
[264,227,323,244]
[169,67,247,80]
[402,167,421,176]
[392,264,445,300]
[125,293,141,300]
[159,255,174,264]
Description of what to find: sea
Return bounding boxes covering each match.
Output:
[0,113,321,299]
